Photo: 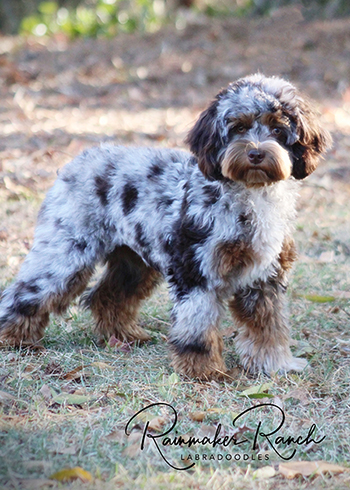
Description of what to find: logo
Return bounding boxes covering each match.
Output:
[125,402,325,471]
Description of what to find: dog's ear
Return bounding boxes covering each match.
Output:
[185,99,224,181]
[291,97,332,180]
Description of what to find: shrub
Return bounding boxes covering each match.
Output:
[21,0,167,38]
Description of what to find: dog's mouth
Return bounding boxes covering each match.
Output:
[245,168,273,184]
[221,140,292,186]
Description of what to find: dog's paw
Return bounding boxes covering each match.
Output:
[96,322,151,346]
[278,356,308,373]
[239,350,308,376]
[171,350,227,381]
[0,332,44,349]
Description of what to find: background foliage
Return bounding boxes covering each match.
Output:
[1,0,350,37]
[20,0,167,38]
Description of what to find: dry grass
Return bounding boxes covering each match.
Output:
[1,9,350,489]
[1,178,350,489]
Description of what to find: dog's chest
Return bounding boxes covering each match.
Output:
[209,182,298,289]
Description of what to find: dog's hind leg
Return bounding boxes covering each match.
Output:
[0,233,97,347]
[81,246,162,344]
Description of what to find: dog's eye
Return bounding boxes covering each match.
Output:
[272,127,282,135]
[236,125,246,133]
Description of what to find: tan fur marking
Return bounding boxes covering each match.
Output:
[215,241,255,277]
[227,113,255,130]
[221,139,292,184]
[279,236,297,272]
[0,312,49,347]
[171,329,226,380]
[229,283,292,373]
[260,111,290,128]
[0,268,93,347]
[85,247,162,344]
[229,238,297,371]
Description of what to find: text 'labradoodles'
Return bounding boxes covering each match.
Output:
[0,74,331,380]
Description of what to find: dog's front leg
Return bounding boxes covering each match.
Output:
[168,289,226,380]
[229,277,307,374]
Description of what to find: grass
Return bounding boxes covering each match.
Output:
[2,7,350,486]
[1,175,350,490]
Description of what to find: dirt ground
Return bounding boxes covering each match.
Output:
[1,6,350,280]
[0,5,350,488]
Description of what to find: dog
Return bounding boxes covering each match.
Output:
[0,74,331,379]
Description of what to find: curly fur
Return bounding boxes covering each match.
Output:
[0,74,331,379]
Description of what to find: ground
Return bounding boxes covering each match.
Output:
[0,6,350,489]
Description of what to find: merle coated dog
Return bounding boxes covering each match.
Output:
[0,74,331,379]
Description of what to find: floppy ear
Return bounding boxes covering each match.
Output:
[185,98,224,181]
[291,97,332,180]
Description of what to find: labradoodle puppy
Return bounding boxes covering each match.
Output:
[0,74,331,379]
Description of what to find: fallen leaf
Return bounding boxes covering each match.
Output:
[271,396,284,410]
[50,437,79,455]
[0,390,15,403]
[247,392,274,399]
[239,383,273,398]
[167,372,180,384]
[24,363,38,373]
[253,466,276,479]
[284,388,310,405]
[293,340,315,357]
[73,388,89,396]
[147,416,167,432]
[189,411,206,422]
[52,394,92,405]
[339,345,350,355]
[3,176,36,198]
[303,294,335,303]
[105,429,126,442]
[40,384,54,402]
[207,408,228,415]
[123,431,143,458]
[108,335,133,352]
[279,460,347,479]
[122,443,141,458]
[108,335,118,347]
[6,353,16,362]
[50,466,92,483]
[63,365,89,381]
[44,361,63,376]
[197,424,217,439]
[91,361,113,369]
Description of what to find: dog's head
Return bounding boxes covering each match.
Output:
[186,74,332,185]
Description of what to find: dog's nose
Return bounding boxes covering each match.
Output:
[247,149,265,165]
